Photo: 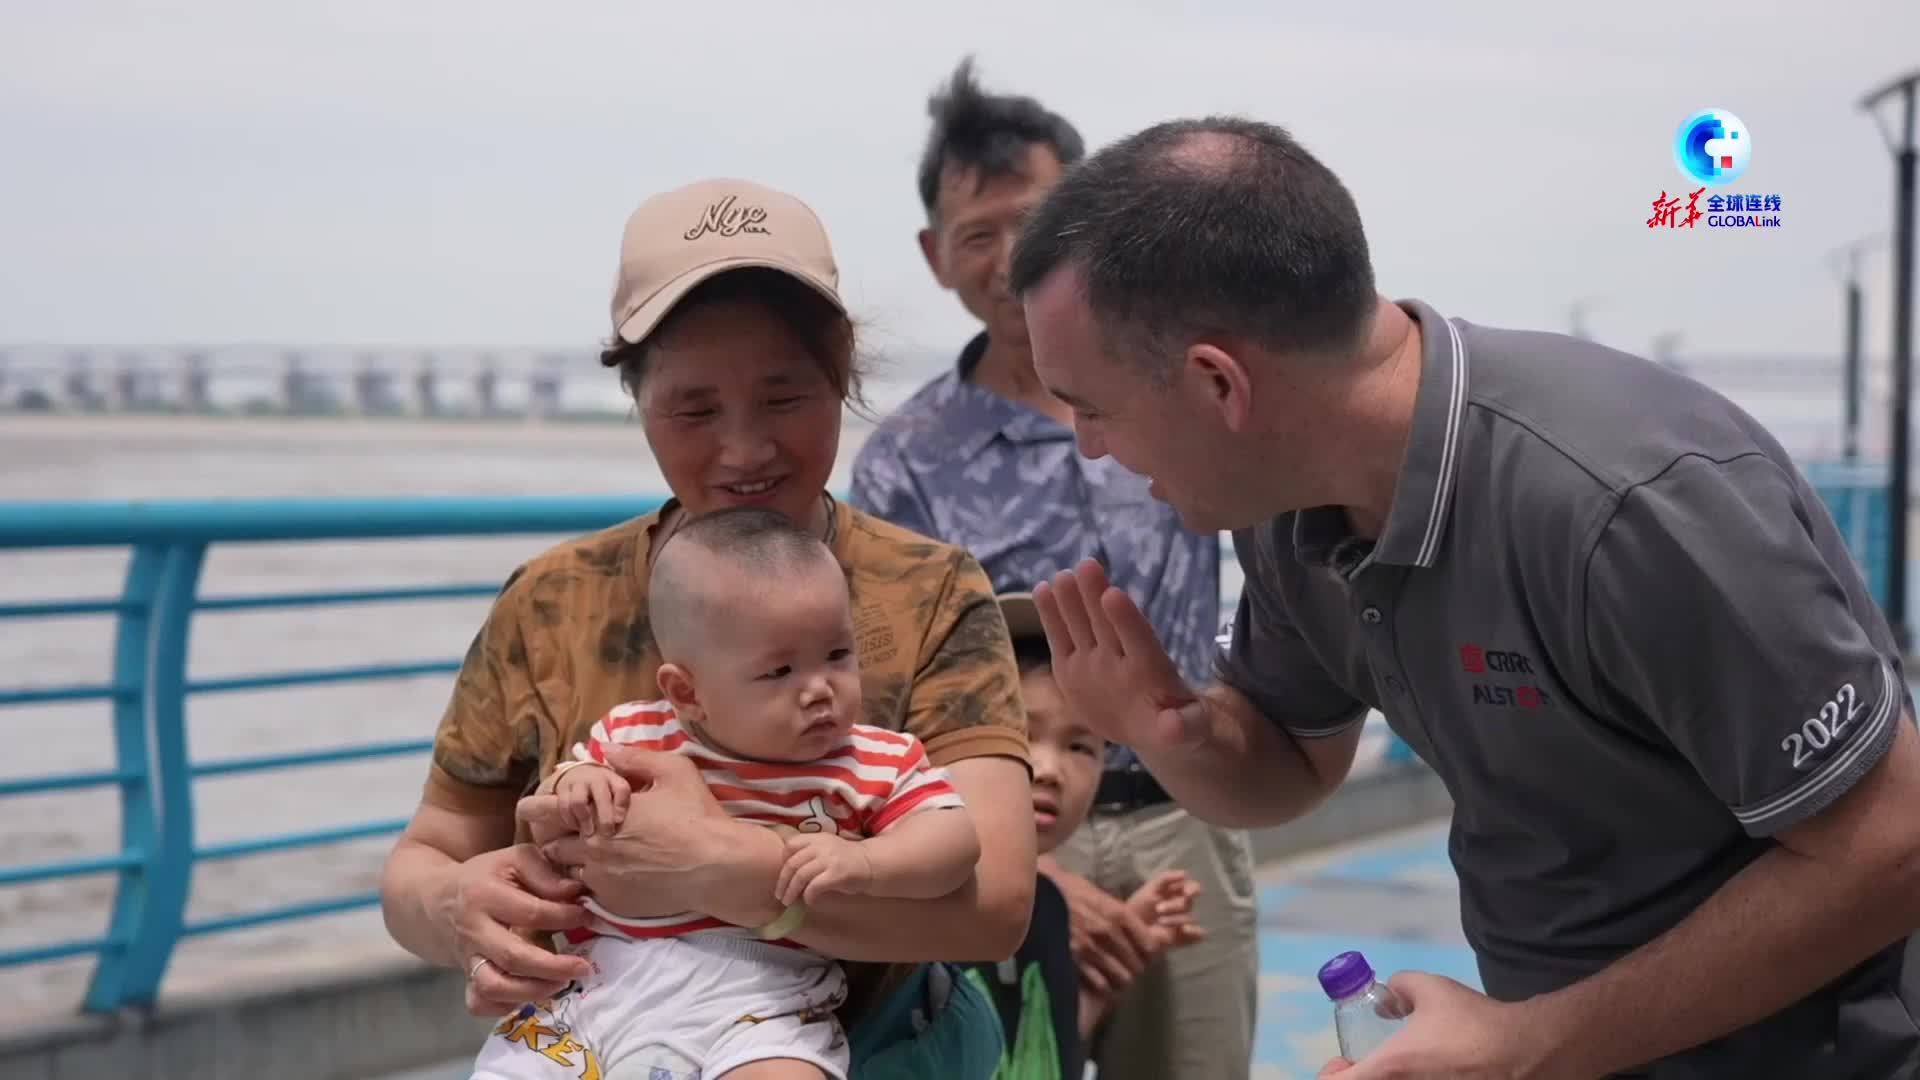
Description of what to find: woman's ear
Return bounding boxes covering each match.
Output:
[657,663,698,710]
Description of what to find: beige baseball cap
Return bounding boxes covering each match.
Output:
[607,178,844,350]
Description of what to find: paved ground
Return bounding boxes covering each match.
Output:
[1250,821,1473,1077]
[377,820,1471,1080]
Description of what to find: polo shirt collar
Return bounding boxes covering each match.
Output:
[947,331,1074,455]
[1290,300,1469,571]
[1371,299,1469,568]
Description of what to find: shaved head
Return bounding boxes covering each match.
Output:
[649,507,840,664]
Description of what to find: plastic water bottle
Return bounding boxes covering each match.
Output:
[1318,951,1408,1062]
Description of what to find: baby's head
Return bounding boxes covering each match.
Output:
[998,592,1106,855]
[650,507,860,762]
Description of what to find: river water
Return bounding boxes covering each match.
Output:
[0,412,1256,1021]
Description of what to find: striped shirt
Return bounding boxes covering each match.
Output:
[571,699,966,941]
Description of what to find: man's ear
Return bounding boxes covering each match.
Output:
[918,227,951,289]
[657,663,698,710]
[1185,343,1255,432]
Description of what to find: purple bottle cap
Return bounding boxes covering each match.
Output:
[1317,950,1375,1001]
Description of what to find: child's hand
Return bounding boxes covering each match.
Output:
[554,764,631,837]
[1128,869,1205,950]
[775,833,872,906]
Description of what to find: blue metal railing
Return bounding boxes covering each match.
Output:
[0,495,662,1010]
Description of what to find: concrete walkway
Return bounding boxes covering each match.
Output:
[377,820,1470,1080]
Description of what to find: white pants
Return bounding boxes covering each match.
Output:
[470,931,849,1080]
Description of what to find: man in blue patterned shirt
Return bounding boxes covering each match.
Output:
[850,58,1258,1080]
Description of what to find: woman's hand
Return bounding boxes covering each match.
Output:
[532,745,783,925]
[440,843,594,1017]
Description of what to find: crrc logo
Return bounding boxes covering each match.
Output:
[1459,644,1535,675]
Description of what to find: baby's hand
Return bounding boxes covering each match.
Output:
[554,763,631,837]
[1128,869,1205,949]
[774,833,872,906]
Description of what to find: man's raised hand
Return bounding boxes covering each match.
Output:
[1033,559,1211,755]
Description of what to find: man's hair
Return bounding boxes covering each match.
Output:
[916,56,1085,220]
[649,507,836,661]
[1008,116,1377,369]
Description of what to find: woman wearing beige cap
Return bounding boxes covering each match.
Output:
[380,178,1032,1076]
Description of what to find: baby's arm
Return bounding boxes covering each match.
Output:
[552,762,630,837]
[773,736,979,906]
[857,743,980,898]
[520,710,629,844]
[775,805,978,905]
[855,804,981,899]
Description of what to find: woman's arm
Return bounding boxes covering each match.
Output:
[381,798,514,966]
[381,795,595,1013]
[382,560,599,1016]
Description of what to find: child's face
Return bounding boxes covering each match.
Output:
[665,557,862,762]
[1021,664,1104,854]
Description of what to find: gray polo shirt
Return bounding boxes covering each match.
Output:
[1221,300,1918,1073]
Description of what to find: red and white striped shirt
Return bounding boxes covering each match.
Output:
[570,699,966,941]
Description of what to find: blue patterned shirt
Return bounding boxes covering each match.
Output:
[849,335,1222,773]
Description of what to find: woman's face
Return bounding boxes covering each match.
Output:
[636,297,843,528]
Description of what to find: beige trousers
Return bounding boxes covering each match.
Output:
[1054,802,1259,1080]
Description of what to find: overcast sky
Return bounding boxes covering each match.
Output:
[3,1,1916,378]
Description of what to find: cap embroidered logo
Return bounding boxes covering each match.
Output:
[684,195,771,241]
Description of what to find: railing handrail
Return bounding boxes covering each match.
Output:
[0,494,666,548]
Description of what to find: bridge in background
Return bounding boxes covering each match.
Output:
[0,346,619,421]
[0,347,1899,463]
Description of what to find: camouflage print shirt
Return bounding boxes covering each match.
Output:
[850,335,1222,773]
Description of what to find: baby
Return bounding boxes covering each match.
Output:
[470,507,981,1080]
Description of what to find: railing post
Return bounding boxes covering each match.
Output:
[82,544,164,1011]
[87,542,205,1008]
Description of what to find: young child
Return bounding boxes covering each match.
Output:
[471,507,982,1080]
[960,592,1202,1080]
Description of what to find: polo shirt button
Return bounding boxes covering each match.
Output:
[1361,606,1383,624]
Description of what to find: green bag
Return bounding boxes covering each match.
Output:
[848,962,1006,1079]
[959,961,1063,1080]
